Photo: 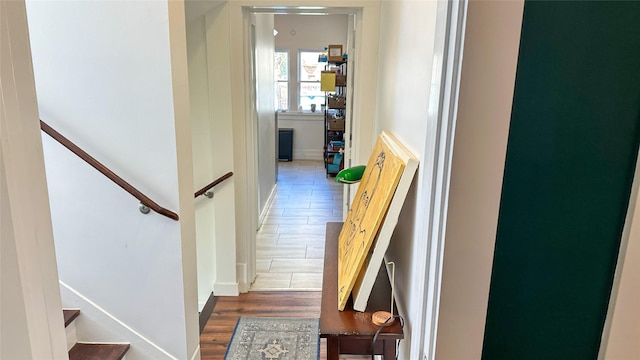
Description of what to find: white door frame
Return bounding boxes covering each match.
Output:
[409,0,469,358]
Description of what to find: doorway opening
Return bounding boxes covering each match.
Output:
[249,9,356,291]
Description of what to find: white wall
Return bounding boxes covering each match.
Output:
[348,4,380,168]
[1,3,67,358]
[186,1,239,301]
[187,12,217,310]
[375,1,439,358]
[376,1,436,158]
[185,0,224,23]
[26,1,199,358]
[276,112,324,160]
[254,13,278,221]
[274,14,349,112]
[204,4,240,296]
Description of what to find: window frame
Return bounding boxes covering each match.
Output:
[298,49,325,111]
[274,49,289,111]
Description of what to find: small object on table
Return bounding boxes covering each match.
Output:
[372,311,395,326]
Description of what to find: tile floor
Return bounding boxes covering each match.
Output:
[250,160,344,291]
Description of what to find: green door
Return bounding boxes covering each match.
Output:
[482,2,640,359]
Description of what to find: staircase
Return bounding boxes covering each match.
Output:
[64,309,130,360]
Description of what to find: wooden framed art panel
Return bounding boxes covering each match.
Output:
[337,131,419,311]
[352,135,419,311]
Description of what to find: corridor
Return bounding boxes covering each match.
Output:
[251,160,344,290]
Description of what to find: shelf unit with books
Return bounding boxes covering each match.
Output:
[323,60,347,176]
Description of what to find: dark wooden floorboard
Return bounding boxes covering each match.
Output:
[68,343,129,360]
[63,309,80,327]
[199,291,370,360]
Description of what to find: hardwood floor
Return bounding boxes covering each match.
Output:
[68,343,129,360]
[199,162,365,358]
[199,291,370,360]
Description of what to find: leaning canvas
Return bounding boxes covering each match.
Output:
[337,131,419,311]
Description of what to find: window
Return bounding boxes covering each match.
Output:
[274,50,288,110]
[299,51,325,111]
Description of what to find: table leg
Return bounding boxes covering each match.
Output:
[327,336,339,360]
[383,339,396,359]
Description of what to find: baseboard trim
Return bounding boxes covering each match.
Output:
[237,263,250,293]
[258,184,278,227]
[213,282,239,296]
[293,150,323,160]
[199,293,218,334]
[189,346,200,360]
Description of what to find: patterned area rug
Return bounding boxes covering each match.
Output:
[224,317,319,360]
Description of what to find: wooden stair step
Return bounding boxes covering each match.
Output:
[69,343,130,360]
[63,309,81,327]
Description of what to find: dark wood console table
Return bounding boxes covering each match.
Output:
[320,222,404,359]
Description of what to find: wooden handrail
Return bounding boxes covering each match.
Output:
[40,120,179,221]
[195,172,233,198]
